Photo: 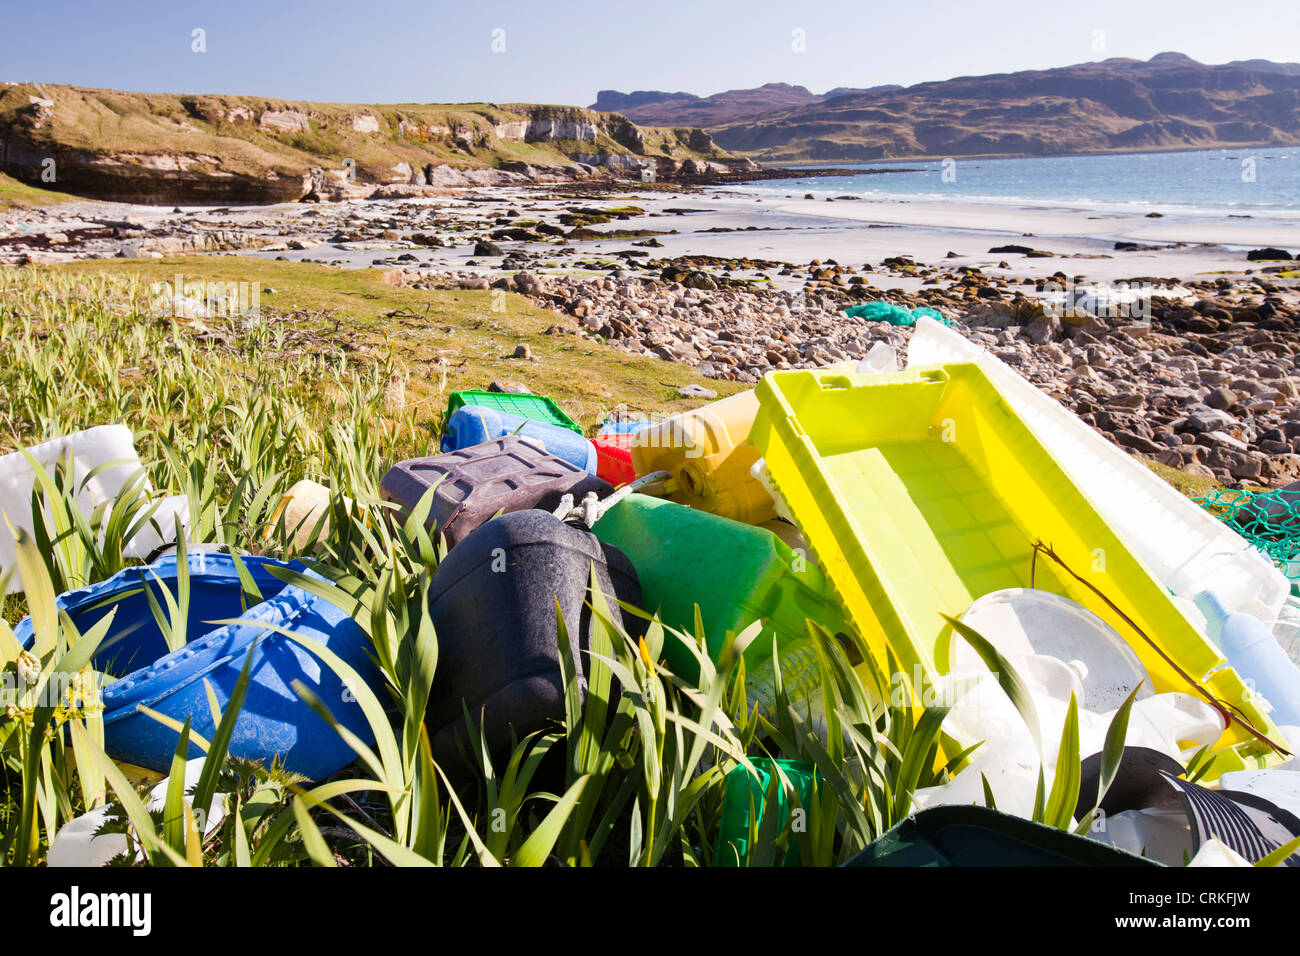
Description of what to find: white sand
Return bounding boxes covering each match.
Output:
[29,184,1291,293]
[546,189,1300,289]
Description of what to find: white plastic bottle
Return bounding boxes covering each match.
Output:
[1195,590,1300,728]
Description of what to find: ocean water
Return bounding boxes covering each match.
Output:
[731,147,1300,216]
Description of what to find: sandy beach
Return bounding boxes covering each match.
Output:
[7,183,1297,297]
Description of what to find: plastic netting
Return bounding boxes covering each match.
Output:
[842,302,953,327]
[1196,487,1300,577]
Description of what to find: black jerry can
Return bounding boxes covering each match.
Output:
[425,509,645,775]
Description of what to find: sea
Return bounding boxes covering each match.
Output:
[729,147,1300,218]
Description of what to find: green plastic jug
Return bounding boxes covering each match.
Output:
[591,494,851,708]
[715,758,819,867]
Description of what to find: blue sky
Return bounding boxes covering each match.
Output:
[3,0,1298,106]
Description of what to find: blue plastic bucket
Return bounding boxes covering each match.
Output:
[441,406,598,475]
[16,553,380,781]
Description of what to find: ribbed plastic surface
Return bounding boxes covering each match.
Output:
[381,436,611,546]
[592,433,637,486]
[17,553,379,780]
[447,390,582,433]
[15,552,294,673]
[715,758,818,867]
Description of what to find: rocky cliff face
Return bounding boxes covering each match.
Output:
[0,133,313,204]
[0,85,736,204]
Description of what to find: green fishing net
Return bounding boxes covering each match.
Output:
[1196,487,1300,578]
[842,302,953,327]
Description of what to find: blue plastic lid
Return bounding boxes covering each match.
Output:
[14,552,305,658]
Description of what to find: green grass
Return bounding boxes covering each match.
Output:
[0,171,81,210]
[44,256,744,430]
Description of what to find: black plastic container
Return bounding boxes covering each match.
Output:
[426,509,645,773]
[380,436,612,548]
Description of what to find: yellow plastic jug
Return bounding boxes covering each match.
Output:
[632,389,773,524]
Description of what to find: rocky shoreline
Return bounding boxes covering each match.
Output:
[4,186,1298,491]
[396,262,1300,489]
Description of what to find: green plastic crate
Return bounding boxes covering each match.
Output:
[446,390,582,434]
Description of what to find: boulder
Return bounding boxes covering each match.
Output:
[1246,248,1293,262]
[677,384,718,400]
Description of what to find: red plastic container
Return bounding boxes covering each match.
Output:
[593,432,637,486]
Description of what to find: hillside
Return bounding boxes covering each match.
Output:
[0,83,747,204]
[592,83,824,127]
[600,53,1300,161]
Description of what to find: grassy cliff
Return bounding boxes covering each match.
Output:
[0,83,738,203]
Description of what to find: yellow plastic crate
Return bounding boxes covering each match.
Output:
[751,362,1284,770]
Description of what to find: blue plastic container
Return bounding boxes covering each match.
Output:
[597,419,653,437]
[16,553,381,781]
[17,553,294,674]
[442,406,598,475]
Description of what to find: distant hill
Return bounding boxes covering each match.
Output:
[824,85,904,100]
[599,54,1300,161]
[1229,59,1300,77]
[592,90,701,112]
[0,83,742,203]
[591,83,823,127]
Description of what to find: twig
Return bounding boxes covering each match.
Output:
[1030,539,1289,757]
[339,792,388,835]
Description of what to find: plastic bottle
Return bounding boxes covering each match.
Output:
[715,758,818,867]
[425,510,644,774]
[630,389,775,524]
[381,436,610,546]
[592,493,850,701]
[441,406,598,474]
[856,341,899,375]
[269,478,357,550]
[631,362,867,526]
[1195,589,1300,728]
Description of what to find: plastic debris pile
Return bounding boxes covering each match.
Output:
[11,317,1300,868]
